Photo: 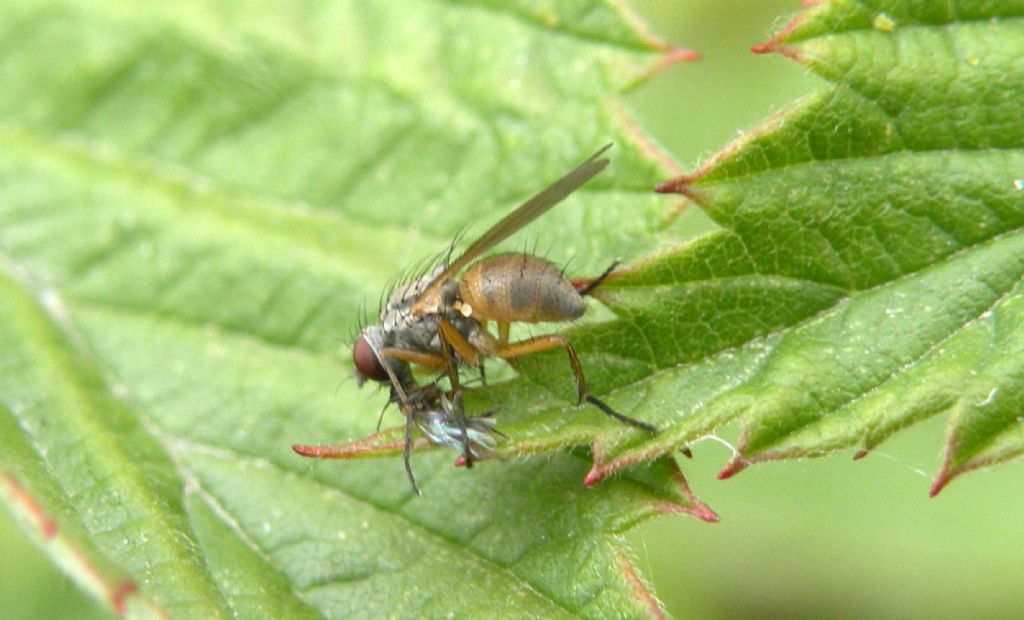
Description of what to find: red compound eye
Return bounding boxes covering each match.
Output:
[353,335,388,382]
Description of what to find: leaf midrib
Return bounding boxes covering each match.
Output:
[0,263,234,617]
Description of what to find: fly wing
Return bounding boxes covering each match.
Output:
[412,144,612,311]
[443,144,612,275]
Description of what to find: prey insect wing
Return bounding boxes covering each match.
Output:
[415,391,500,460]
[403,384,502,493]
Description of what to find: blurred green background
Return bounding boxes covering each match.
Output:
[2,1,1021,618]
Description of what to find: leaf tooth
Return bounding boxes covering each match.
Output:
[931,423,1024,497]
[585,445,718,522]
[584,436,651,485]
[716,457,748,480]
[749,9,811,62]
[290,433,415,460]
[1,472,58,539]
[929,449,956,498]
[653,499,719,524]
[654,172,706,200]
[649,459,719,524]
[717,424,754,479]
[930,430,996,497]
[584,439,608,487]
[640,46,700,84]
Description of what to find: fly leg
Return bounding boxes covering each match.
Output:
[403,406,421,496]
[574,259,620,297]
[492,335,587,403]
[370,347,432,495]
[437,318,479,467]
[377,392,395,432]
[377,347,447,369]
[492,335,657,433]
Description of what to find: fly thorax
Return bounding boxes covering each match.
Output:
[379,267,444,328]
[439,279,459,308]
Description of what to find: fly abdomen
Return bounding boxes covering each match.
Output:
[459,253,585,322]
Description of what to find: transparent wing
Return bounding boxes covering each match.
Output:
[412,144,612,309]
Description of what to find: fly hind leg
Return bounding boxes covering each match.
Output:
[493,335,656,433]
[573,259,620,297]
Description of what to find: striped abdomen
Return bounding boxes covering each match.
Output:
[458,253,585,322]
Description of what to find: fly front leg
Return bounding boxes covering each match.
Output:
[437,317,479,467]
[378,347,447,370]
[436,317,481,368]
[493,335,657,434]
[404,408,421,496]
[573,259,620,297]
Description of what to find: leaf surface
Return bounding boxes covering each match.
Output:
[0,0,700,617]
[463,0,1024,494]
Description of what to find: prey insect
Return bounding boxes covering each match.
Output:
[294,373,501,494]
[401,384,502,494]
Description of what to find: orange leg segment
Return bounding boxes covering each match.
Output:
[494,335,588,403]
[437,318,481,367]
[378,347,446,369]
[437,317,475,467]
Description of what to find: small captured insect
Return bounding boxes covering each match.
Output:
[397,383,503,495]
[410,387,501,468]
[295,375,501,494]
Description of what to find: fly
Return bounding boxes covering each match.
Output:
[296,145,657,493]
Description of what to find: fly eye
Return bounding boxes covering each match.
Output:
[353,335,388,382]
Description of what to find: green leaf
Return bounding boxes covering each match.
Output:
[0,0,706,617]
[439,0,1023,495]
